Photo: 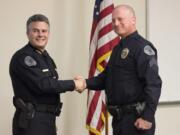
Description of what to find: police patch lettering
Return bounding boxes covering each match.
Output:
[121,48,129,59]
[24,56,37,67]
[144,45,155,55]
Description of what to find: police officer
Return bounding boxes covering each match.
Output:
[9,14,83,135]
[77,5,162,135]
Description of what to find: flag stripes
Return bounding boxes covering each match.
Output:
[86,0,119,135]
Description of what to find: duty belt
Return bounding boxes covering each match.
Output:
[35,103,62,116]
[13,97,62,116]
[107,102,145,120]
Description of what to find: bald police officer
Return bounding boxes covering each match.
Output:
[77,5,162,135]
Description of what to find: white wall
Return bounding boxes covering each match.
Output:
[147,0,180,102]
[156,104,180,135]
[0,0,179,135]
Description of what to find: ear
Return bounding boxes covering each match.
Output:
[131,16,136,24]
[26,31,30,39]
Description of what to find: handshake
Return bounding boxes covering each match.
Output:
[73,76,87,93]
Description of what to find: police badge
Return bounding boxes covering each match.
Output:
[121,48,129,59]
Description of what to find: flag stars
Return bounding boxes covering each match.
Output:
[96,12,99,15]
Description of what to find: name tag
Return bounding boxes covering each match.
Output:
[42,69,49,72]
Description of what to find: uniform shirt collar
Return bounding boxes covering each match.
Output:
[28,42,47,55]
[121,31,138,42]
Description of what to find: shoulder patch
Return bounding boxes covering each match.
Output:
[144,45,155,55]
[24,56,37,67]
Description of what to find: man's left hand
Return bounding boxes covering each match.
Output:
[134,118,152,130]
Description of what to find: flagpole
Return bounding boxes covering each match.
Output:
[105,109,109,135]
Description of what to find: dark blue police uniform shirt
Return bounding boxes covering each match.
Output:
[86,31,162,122]
[10,43,75,105]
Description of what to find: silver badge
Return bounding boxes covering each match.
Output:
[121,48,129,59]
[24,56,37,67]
[144,45,155,55]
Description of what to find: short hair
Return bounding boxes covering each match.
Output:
[26,14,50,32]
[114,5,136,17]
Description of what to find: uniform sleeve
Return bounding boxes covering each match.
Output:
[12,53,75,94]
[86,70,106,90]
[135,45,162,122]
[86,46,117,91]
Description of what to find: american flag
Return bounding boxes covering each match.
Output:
[86,0,119,135]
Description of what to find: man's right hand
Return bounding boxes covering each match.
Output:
[74,76,86,93]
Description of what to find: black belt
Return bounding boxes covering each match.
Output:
[107,102,145,120]
[13,97,62,116]
[34,103,63,116]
